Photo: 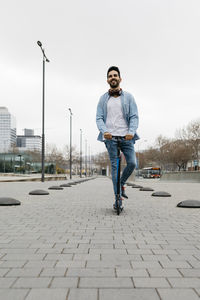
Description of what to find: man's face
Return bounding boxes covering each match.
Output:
[107,70,121,89]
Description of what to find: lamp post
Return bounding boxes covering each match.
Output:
[68,108,73,179]
[89,145,91,176]
[80,129,82,178]
[37,41,50,182]
[85,139,87,177]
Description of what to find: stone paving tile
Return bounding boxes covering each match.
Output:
[157,288,200,300]
[99,288,160,300]
[0,289,29,300]
[13,277,52,288]
[0,268,9,276]
[0,248,37,254]
[195,289,200,296]
[152,249,179,255]
[40,267,67,277]
[192,252,200,258]
[36,248,63,254]
[91,239,115,244]
[6,268,42,277]
[162,244,198,250]
[116,244,138,249]
[24,261,56,268]
[168,254,199,261]
[29,243,55,249]
[68,288,98,300]
[67,267,115,277]
[73,254,100,260]
[101,254,142,261]
[160,260,192,269]
[116,268,149,277]
[44,254,73,260]
[2,254,46,261]
[89,249,127,254]
[50,277,78,288]
[0,278,17,288]
[179,268,200,277]
[168,278,200,288]
[148,268,182,277]
[86,260,132,268]
[187,260,200,268]
[141,254,170,261]
[127,249,153,254]
[137,243,162,250]
[56,261,86,268]
[177,249,200,255]
[79,277,133,288]
[62,248,89,254]
[131,261,162,269]
[133,277,170,288]
[25,288,68,300]
[0,261,27,268]
[81,244,113,249]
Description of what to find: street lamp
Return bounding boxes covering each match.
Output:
[68,108,73,179]
[80,129,82,178]
[37,41,50,182]
[85,139,87,177]
[88,145,91,176]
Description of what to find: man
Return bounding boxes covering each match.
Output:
[96,66,139,209]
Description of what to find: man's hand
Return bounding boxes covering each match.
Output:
[125,134,133,140]
[104,132,112,139]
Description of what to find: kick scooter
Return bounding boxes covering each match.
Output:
[115,136,123,215]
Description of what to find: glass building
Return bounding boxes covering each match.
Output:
[17,129,42,152]
[0,107,16,153]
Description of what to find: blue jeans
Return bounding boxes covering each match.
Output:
[105,138,136,204]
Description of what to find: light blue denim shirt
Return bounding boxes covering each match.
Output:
[96,90,139,143]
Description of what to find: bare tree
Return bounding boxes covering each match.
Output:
[142,135,192,171]
[155,135,171,169]
[176,119,200,169]
[46,143,66,173]
[62,144,80,174]
[166,140,192,171]
[93,151,110,174]
[142,147,160,167]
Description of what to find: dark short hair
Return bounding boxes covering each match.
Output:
[107,66,121,78]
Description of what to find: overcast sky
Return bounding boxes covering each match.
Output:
[1,0,200,154]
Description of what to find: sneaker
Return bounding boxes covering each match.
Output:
[113,203,124,210]
[113,197,124,210]
[121,186,128,199]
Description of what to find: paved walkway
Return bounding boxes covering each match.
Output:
[0,173,67,182]
[0,177,200,300]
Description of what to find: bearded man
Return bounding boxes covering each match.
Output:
[96,66,139,209]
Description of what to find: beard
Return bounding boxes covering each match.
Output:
[109,80,120,89]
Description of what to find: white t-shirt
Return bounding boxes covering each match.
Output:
[106,96,128,136]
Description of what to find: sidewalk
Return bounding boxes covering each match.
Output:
[0,173,67,182]
[0,177,200,300]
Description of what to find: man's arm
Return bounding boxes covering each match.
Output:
[127,95,139,138]
[96,97,109,135]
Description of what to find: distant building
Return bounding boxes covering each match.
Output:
[0,107,16,152]
[24,128,34,136]
[17,129,42,152]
